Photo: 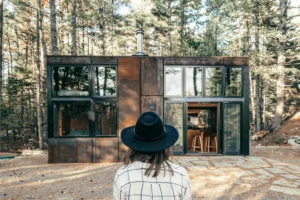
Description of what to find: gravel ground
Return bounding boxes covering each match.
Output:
[0,145,299,200]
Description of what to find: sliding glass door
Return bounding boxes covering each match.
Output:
[223,103,241,155]
[164,103,184,154]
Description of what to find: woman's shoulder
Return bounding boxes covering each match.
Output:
[169,162,189,176]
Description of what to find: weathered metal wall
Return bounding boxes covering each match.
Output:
[47,56,250,163]
[117,57,141,160]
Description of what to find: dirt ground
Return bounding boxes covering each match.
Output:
[0,145,300,200]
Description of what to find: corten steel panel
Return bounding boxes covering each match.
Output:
[93,138,118,162]
[118,57,141,136]
[141,96,163,119]
[164,57,223,65]
[141,57,163,95]
[91,56,117,64]
[118,138,129,162]
[48,138,92,163]
[223,57,249,66]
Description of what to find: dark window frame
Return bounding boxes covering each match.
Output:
[223,66,243,98]
[48,64,118,138]
[164,65,184,97]
[184,66,203,97]
[92,65,118,98]
[52,65,91,98]
[164,65,245,99]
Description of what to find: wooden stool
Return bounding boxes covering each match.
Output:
[192,135,203,152]
[206,135,218,152]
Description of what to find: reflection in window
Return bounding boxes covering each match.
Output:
[205,67,222,96]
[95,102,117,136]
[53,66,89,96]
[95,66,117,96]
[165,103,183,152]
[225,68,242,96]
[186,67,202,96]
[165,67,182,96]
[54,102,90,137]
[224,104,240,153]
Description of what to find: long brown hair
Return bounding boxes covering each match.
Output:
[123,148,174,177]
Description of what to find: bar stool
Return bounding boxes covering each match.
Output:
[192,135,203,152]
[206,134,218,152]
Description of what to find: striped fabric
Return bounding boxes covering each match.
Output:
[113,161,192,200]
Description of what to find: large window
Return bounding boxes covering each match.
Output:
[185,67,203,96]
[225,67,242,96]
[165,66,243,98]
[54,102,90,137]
[53,66,89,96]
[95,66,117,96]
[50,65,117,138]
[165,67,183,96]
[205,67,222,96]
[95,102,117,136]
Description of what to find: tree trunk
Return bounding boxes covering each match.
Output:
[272,0,287,132]
[99,1,105,56]
[39,1,48,142]
[50,0,58,55]
[103,67,108,96]
[263,81,268,129]
[193,68,198,95]
[36,0,43,150]
[167,0,172,55]
[254,3,261,132]
[0,0,3,131]
[179,0,186,56]
[249,71,255,125]
[71,0,77,55]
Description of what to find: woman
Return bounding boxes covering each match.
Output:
[113,112,192,200]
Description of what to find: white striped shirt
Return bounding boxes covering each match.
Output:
[113,161,192,200]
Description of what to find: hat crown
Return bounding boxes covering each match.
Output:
[135,112,165,140]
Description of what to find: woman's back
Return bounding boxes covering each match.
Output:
[113,161,191,200]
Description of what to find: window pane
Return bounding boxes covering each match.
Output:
[186,67,203,96]
[165,67,182,96]
[225,68,242,96]
[165,103,183,153]
[95,102,117,136]
[223,104,240,153]
[53,66,89,96]
[205,67,222,96]
[95,66,117,96]
[54,102,90,137]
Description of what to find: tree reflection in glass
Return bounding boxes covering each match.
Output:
[95,66,117,96]
[223,104,240,153]
[186,67,202,96]
[225,68,242,96]
[53,66,89,96]
[205,67,222,96]
[95,102,117,136]
[165,103,183,152]
[165,67,182,96]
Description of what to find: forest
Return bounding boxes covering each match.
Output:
[0,0,299,150]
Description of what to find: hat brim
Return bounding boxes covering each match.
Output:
[121,125,179,152]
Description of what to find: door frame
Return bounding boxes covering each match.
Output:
[184,102,222,154]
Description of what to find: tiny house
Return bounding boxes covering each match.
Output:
[47,56,249,163]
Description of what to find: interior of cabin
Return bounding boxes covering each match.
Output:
[187,102,219,153]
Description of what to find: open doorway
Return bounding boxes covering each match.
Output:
[187,102,219,153]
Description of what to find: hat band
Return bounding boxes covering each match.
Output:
[133,127,166,141]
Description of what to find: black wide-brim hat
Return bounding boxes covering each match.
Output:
[121,112,179,152]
